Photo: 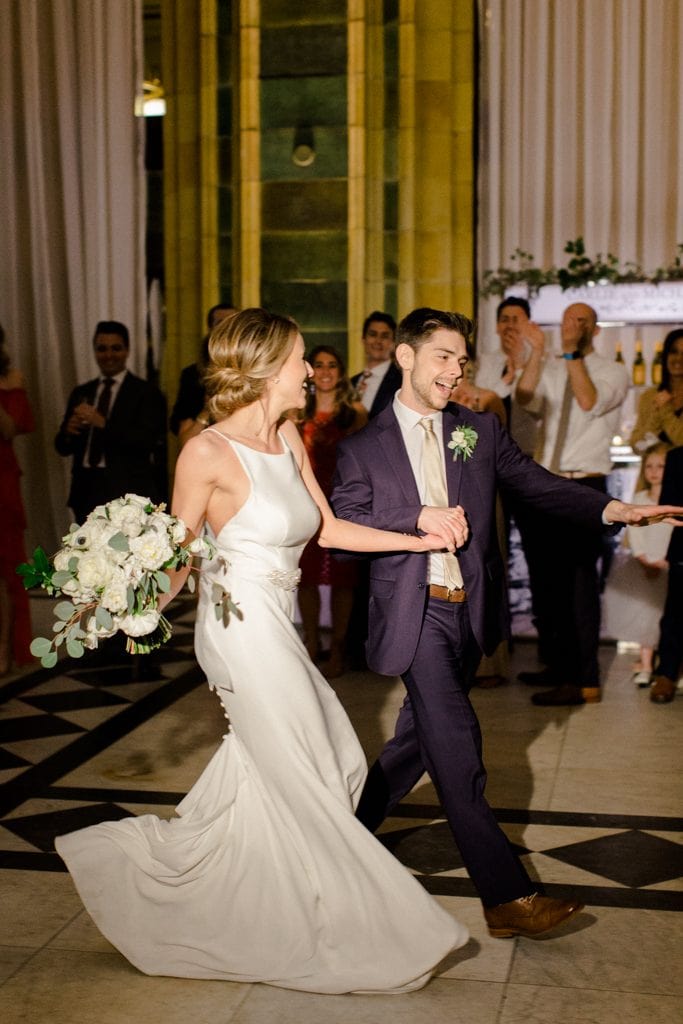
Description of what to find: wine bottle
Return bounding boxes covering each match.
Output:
[632,340,646,386]
[615,343,624,364]
[651,343,663,386]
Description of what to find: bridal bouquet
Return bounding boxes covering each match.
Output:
[17,495,216,668]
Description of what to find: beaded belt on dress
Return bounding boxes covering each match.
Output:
[266,568,301,591]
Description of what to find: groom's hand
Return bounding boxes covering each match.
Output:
[417,506,468,550]
[603,499,683,527]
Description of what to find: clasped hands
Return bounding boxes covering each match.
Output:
[417,505,468,552]
[65,401,106,435]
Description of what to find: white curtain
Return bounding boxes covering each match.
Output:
[477,0,683,352]
[0,0,145,554]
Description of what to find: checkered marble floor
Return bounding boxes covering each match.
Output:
[0,595,681,1023]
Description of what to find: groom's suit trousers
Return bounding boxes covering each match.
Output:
[356,597,536,908]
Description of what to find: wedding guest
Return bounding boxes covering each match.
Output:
[169,304,238,448]
[602,444,673,686]
[0,323,35,675]
[515,302,630,705]
[331,306,680,937]
[295,346,367,677]
[630,328,683,452]
[650,444,683,704]
[350,311,401,418]
[55,321,167,525]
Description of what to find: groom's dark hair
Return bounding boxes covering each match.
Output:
[397,308,474,356]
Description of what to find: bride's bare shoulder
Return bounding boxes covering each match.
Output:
[178,428,239,476]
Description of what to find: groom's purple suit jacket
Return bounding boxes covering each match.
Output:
[331,401,612,677]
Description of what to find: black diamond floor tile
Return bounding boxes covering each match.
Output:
[21,690,129,713]
[0,715,85,743]
[380,820,529,875]
[4,803,133,852]
[543,829,683,888]
[0,748,30,770]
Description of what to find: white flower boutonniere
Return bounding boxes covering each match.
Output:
[447,425,478,461]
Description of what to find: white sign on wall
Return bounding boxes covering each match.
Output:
[506,282,683,325]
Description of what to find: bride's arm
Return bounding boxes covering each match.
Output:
[158,434,219,606]
[280,420,466,554]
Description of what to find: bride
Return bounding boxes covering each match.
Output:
[56,308,469,994]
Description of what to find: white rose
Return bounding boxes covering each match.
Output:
[100,574,129,614]
[83,615,117,648]
[129,530,174,570]
[76,551,114,592]
[123,494,152,510]
[188,536,211,557]
[61,577,86,599]
[117,609,160,637]
[54,548,77,572]
[108,502,146,538]
[169,518,186,544]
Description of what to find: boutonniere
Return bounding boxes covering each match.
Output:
[447,425,478,461]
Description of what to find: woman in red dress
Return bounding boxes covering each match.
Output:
[296,346,367,677]
[0,324,36,675]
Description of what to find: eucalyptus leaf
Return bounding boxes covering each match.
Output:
[30,636,53,658]
[95,606,114,630]
[68,557,79,573]
[55,632,65,647]
[108,532,130,552]
[52,620,67,632]
[214,604,223,622]
[41,651,58,669]
[127,585,135,614]
[186,573,196,593]
[211,583,224,604]
[52,570,73,588]
[66,638,85,659]
[155,571,171,593]
[54,601,76,620]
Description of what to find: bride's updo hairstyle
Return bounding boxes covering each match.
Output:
[205,307,299,419]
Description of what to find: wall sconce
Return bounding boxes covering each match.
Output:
[292,124,315,167]
[135,79,166,118]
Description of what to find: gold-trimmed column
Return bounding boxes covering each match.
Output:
[234,0,260,308]
[347,0,386,374]
[398,0,474,316]
[161,0,219,396]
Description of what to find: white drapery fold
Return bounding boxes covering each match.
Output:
[477,0,683,347]
[0,0,144,553]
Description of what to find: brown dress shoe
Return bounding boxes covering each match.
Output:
[650,675,676,703]
[484,893,585,938]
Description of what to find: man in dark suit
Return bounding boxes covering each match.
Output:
[351,311,402,418]
[332,307,682,937]
[650,445,683,703]
[55,321,167,524]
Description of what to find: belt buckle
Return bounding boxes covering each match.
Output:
[446,586,465,603]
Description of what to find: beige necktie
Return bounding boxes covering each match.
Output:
[419,418,464,589]
[548,378,573,474]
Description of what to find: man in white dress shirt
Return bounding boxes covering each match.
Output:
[515,302,629,705]
[351,312,402,419]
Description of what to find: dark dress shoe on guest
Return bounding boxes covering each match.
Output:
[517,668,556,687]
[484,893,585,938]
[531,684,600,706]
[650,675,676,703]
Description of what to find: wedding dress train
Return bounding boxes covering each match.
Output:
[56,430,467,994]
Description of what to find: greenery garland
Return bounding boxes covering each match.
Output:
[481,238,683,298]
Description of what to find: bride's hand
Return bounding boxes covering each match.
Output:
[415,532,459,553]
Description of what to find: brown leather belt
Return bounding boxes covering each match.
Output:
[557,471,605,480]
[428,584,467,603]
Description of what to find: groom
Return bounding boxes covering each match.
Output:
[331,307,682,938]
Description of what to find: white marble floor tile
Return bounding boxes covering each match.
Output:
[500,983,682,1024]
[432,896,515,983]
[548,768,683,817]
[0,871,83,947]
[0,948,251,1024]
[508,907,683,995]
[231,977,504,1024]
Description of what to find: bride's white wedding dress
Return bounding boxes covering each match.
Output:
[56,429,467,994]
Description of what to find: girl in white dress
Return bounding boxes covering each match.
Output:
[56,309,469,994]
[603,444,673,685]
